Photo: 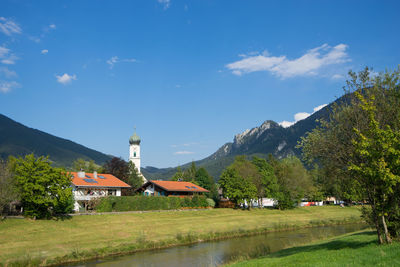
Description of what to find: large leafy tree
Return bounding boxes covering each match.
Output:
[219,157,257,208]
[349,91,400,244]
[251,156,279,205]
[12,154,73,219]
[269,156,316,209]
[299,67,400,243]
[103,157,129,181]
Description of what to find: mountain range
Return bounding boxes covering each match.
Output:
[142,97,340,180]
[0,114,113,166]
[1,94,345,178]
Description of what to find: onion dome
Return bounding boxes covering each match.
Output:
[129,131,141,145]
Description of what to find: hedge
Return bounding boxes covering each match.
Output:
[95,195,210,212]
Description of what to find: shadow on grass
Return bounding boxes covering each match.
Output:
[269,231,377,259]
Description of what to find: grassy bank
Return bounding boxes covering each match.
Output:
[0,206,362,266]
[228,230,400,266]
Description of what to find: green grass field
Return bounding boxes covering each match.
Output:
[228,230,400,267]
[0,206,362,266]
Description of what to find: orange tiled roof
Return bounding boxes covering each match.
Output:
[71,172,131,188]
[149,180,209,192]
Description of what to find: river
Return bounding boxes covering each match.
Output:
[68,223,368,267]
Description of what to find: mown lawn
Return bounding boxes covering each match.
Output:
[0,206,362,266]
[228,230,400,267]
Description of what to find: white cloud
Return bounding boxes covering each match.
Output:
[279,103,328,128]
[313,104,327,113]
[28,36,41,43]
[331,74,343,80]
[106,56,137,69]
[56,73,77,85]
[0,46,18,65]
[174,151,194,155]
[294,112,311,122]
[0,67,17,78]
[0,46,10,58]
[0,17,21,36]
[226,43,350,78]
[49,24,56,29]
[41,49,49,55]
[0,80,20,93]
[158,0,171,9]
[279,121,295,128]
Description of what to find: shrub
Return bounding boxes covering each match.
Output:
[95,195,210,212]
[206,198,215,208]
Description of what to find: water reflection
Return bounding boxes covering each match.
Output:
[70,224,368,267]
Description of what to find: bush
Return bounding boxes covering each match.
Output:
[95,195,211,212]
[206,198,215,208]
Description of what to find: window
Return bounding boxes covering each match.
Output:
[134,152,136,157]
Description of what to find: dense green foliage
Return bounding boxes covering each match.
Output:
[11,154,74,218]
[171,162,219,200]
[219,155,317,209]
[95,195,210,212]
[219,159,258,207]
[0,160,18,215]
[71,158,102,172]
[300,67,400,244]
[103,157,143,195]
[0,113,112,167]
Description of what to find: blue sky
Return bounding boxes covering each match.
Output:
[1,0,399,168]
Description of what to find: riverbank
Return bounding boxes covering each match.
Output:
[0,206,362,266]
[228,230,400,266]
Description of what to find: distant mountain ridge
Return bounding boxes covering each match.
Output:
[142,95,343,181]
[0,114,113,166]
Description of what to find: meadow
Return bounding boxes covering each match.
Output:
[228,230,400,267]
[0,206,362,266]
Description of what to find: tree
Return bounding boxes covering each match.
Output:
[0,159,19,215]
[251,156,279,206]
[219,157,257,208]
[124,161,143,195]
[103,157,129,181]
[348,90,400,244]
[72,158,101,173]
[269,155,315,209]
[12,154,73,219]
[299,67,400,243]
[171,166,184,181]
[195,167,219,200]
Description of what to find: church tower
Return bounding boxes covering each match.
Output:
[129,129,141,173]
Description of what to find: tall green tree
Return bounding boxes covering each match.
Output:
[219,157,257,208]
[0,159,19,215]
[348,91,400,244]
[268,155,315,209]
[299,67,400,243]
[251,156,279,205]
[195,167,218,200]
[12,154,73,219]
[124,161,143,195]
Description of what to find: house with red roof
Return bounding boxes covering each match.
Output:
[135,180,209,197]
[71,171,131,211]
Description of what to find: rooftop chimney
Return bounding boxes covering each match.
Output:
[93,171,98,179]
